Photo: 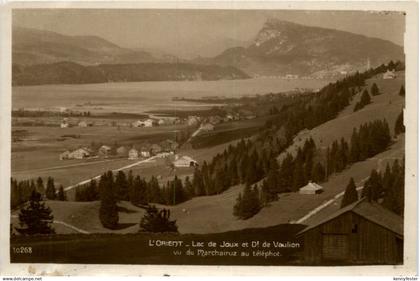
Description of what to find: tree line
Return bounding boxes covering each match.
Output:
[190,61,401,207]
[75,170,195,206]
[11,177,65,209]
[341,158,405,217]
[326,119,392,175]
[234,117,393,219]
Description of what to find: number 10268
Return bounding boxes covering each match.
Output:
[12,246,32,254]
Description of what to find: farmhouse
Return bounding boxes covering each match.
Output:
[208,116,223,125]
[60,119,69,128]
[383,69,397,79]
[68,148,90,159]
[200,123,215,131]
[78,121,88,127]
[297,199,403,265]
[160,139,179,152]
[59,150,70,160]
[187,116,200,126]
[98,145,111,157]
[116,146,127,157]
[173,155,199,167]
[151,144,163,155]
[299,181,324,195]
[132,119,155,128]
[128,148,139,160]
[140,144,151,158]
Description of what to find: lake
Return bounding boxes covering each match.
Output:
[12,78,332,114]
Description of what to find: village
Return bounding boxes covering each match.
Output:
[58,138,198,168]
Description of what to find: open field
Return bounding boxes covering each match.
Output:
[10,134,403,235]
[191,116,271,148]
[11,111,258,195]
[11,200,145,234]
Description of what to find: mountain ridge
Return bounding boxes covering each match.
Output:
[196,18,404,77]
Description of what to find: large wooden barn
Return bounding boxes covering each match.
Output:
[297,199,403,265]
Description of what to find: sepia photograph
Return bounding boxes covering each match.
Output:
[0,2,418,275]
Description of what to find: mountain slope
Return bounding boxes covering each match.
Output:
[12,61,250,85]
[202,19,405,77]
[13,26,160,65]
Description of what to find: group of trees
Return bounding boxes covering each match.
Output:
[233,117,393,219]
[363,159,405,216]
[353,89,371,112]
[341,159,405,217]
[14,186,177,235]
[96,170,181,230]
[11,177,65,209]
[326,119,392,175]
[353,82,384,112]
[139,205,178,233]
[14,191,55,235]
[75,170,196,207]
[233,183,262,219]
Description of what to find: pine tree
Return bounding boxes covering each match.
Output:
[139,205,178,233]
[192,168,205,196]
[292,158,305,191]
[394,109,405,136]
[16,191,55,235]
[361,90,371,105]
[362,169,383,202]
[45,177,56,200]
[260,179,278,204]
[57,185,66,201]
[383,160,404,216]
[115,170,129,201]
[99,172,119,229]
[382,163,393,193]
[399,85,405,96]
[370,83,380,96]
[354,90,371,112]
[341,178,358,208]
[36,177,45,195]
[233,184,262,219]
[311,162,326,183]
[266,158,281,193]
[184,176,194,198]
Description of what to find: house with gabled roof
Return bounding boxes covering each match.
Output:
[299,181,324,194]
[128,147,139,160]
[297,198,403,265]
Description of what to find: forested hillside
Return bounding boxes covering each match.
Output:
[12,61,250,86]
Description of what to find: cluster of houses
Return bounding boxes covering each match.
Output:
[59,139,179,161]
[60,118,93,128]
[59,109,258,129]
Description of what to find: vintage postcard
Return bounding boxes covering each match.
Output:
[0,0,418,276]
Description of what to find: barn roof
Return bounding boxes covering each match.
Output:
[297,198,403,236]
[300,181,323,191]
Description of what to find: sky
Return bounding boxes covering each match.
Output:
[13,9,405,59]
